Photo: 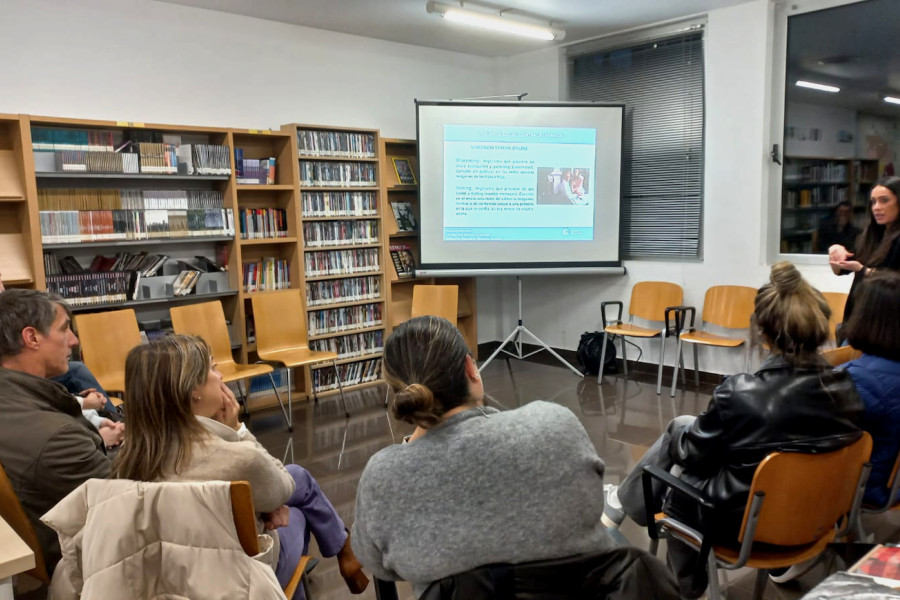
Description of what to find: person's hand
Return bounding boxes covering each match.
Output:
[215,381,242,431]
[78,389,107,411]
[98,420,125,448]
[828,244,852,263]
[833,259,864,273]
[263,505,290,530]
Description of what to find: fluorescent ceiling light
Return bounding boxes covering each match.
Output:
[426,1,565,41]
[795,80,840,93]
[884,96,900,105]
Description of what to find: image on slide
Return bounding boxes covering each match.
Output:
[537,167,591,205]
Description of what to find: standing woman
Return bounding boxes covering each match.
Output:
[829,176,900,325]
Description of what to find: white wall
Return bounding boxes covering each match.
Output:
[785,102,858,158]
[0,0,494,137]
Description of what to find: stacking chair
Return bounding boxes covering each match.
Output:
[231,481,313,599]
[73,308,142,403]
[822,291,848,344]
[821,344,861,367]
[642,432,873,600]
[170,301,284,426]
[410,284,459,324]
[669,285,757,397]
[598,281,684,395]
[251,291,348,432]
[0,460,50,585]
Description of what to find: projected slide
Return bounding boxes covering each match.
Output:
[443,125,596,242]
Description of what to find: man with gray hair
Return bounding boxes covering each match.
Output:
[0,289,111,573]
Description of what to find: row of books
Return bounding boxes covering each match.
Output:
[301,191,378,217]
[32,127,117,152]
[306,275,381,307]
[308,303,383,337]
[35,144,232,176]
[46,272,133,306]
[297,130,376,159]
[783,186,849,209]
[95,252,169,276]
[300,162,377,187]
[39,208,235,243]
[309,330,384,360]
[311,358,382,392]
[390,242,416,278]
[235,151,276,184]
[304,248,380,278]
[783,161,848,184]
[38,189,226,211]
[242,258,290,293]
[239,208,288,240]
[302,220,379,248]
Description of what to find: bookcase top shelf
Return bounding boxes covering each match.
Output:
[239,237,298,246]
[303,242,381,252]
[301,215,380,222]
[69,290,238,313]
[300,186,379,192]
[35,173,230,181]
[286,123,379,135]
[236,184,294,191]
[28,115,229,135]
[43,236,234,250]
[297,155,378,163]
[305,270,384,282]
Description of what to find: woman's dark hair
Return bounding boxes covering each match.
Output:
[382,316,471,428]
[754,261,831,361]
[844,270,900,361]
[855,176,900,266]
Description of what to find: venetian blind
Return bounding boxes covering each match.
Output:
[568,30,705,259]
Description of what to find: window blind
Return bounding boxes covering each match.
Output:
[568,31,705,259]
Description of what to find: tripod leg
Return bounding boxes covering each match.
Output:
[479,326,524,373]
[597,331,608,385]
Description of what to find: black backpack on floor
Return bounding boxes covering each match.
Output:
[577,331,617,376]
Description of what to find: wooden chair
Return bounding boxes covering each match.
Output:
[642,433,873,600]
[0,460,49,584]
[599,281,685,395]
[251,291,348,431]
[822,291,848,344]
[170,301,284,426]
[669,285,757,397]
[410,284,458,325]
[73,308,142,401]
[821,345,861,367]
[231,481,312,599]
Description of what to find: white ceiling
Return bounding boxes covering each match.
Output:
[156,0,753,57]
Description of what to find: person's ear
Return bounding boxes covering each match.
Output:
[21,326,40,351]
[464,355,481,383]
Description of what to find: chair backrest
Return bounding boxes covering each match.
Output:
[628,281,683,322]
[251,291,309,353]
[73,308,142,393]
[701,285,757,330]
[0,460,50,583]
[738,432,872,546]
[821,345,862,367]
[410,284,459,326]
[170,301,235,368]
[822,292,848,341]
[230,481,260,556]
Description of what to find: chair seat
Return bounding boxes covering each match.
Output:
[680,331,745,348]
[257,347,339,368]
[604,323,661,338]
[100,374,126,395]
[657,513,836,570]
[217,361,274,383]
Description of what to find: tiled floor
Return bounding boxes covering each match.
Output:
[233,357,900,599]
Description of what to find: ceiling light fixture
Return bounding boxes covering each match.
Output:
[425,1,565,41]
[884,96,900,105]
[795,80,840,93]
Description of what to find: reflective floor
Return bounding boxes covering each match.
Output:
[244,357,900,600]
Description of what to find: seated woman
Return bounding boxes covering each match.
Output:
[601,262,864,598]
[843,271,900,507]
[351,316,616,596]
[113,335,368,598]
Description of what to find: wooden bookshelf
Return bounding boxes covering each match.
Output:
[380,138,477,355]
[283,123,386,398]
[0,114,42,289]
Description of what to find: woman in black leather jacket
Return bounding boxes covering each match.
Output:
[603,262,864,598]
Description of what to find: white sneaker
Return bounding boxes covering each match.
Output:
[602,483,626,528]
[769,556,820,584]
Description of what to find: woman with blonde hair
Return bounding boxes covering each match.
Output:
[602,262,863,598]
[113,335,368,598]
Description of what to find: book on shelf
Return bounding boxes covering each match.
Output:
[172,270,201,296]
[242,257,290,293]
[299,161,377,187]
[307,302,383,337]
[302,220,378,247]
[390,201,417,232]
[45,271,133,306]
[297,130,376,159]
[390,243,415,278]
[306,275,381,306]
[311,357,382,392]
[235,154,276,185]
[301,191,377,217]
[239,208,288,239]
[304,248,381,278]
[309,329,384,359]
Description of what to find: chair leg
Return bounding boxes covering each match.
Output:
[383,384,395,443]
[285,368,294,432]
[337,415,349,470]
[752,568,768,600]
[656,328,667,395]
[693,344,700,387]
[670,337,683,397]
[333,360,349,418]
[283,437,294,464]
[707,551,722,600]
[268,369,292,433]
[597,332,609,385]
[235,379,250,420]
[648,538,659,556]
[620,334,628,377]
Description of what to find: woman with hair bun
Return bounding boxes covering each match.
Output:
[601,262,863,598]
[351,316,617,596]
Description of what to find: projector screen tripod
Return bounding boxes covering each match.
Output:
[479,276,584,377]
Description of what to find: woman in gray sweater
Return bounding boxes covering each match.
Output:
[352,316,616,595]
